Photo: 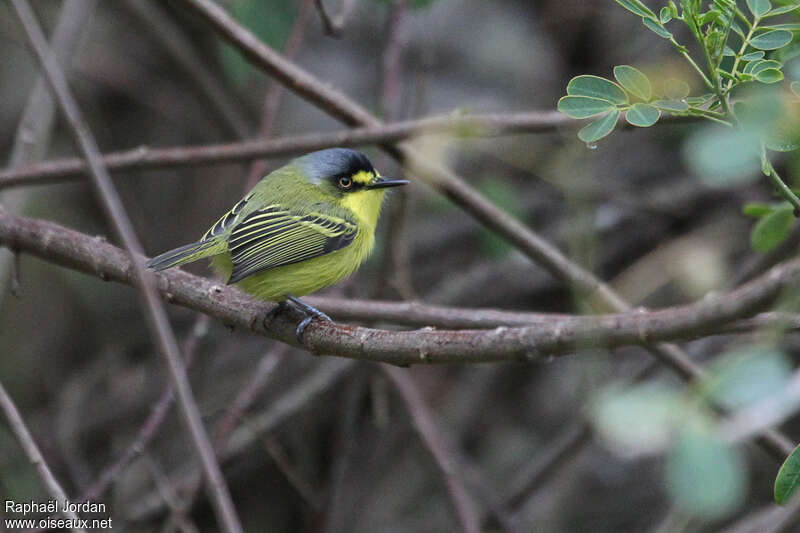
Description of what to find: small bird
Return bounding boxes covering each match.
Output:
[147,148,408,339]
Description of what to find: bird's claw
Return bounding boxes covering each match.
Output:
[283,295,332,343]
[294,308,331,343]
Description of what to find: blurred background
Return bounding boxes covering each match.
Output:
[1,0,798,531]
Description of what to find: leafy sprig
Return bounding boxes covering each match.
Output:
[558,0,800,252]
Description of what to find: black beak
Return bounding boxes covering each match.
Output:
[365,177,410,190]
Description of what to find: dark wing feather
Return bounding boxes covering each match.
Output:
[227,204,357,284]
[201,193,253,241]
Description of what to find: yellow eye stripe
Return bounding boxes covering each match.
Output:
[351,170,375,185]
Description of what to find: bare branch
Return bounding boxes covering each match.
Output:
[383,366,481,533]
[120,0,250,138]
[3,209,800,367]
[0,381,86,532]
[0,110,567,189]
[313,0,357,37]
[81,316,210,503]
[129,358,354,521]
[0,0,97,300]
[245,0,317,188]
[8,2,242,532]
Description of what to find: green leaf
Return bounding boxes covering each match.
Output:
[756,68,785,83]
[660,6,674,22]
[775,443,800,505]
[643,17,673,38]
[723,45,736,56]
[615,0,658,19]
[591,384,685,457]
[614,65,652,100]
[685,126,761,186]
[626,103,661,126]
[663,78,691,99]
[747,0,772,17]
[700,346,792,409]
[558,96,618,119]
[791,81,800,97]
[750,59,783,75]
[698,10,721,26]
[654,99,690,112]
[666,428,746,520]
[750,30,794,50]
[566,75,628,104]
[743,202,776,217]
[765,4,800,17]
[751,204,795,251]
[578,110,620,143]
[766,23,800,31]
[742,51,766,61]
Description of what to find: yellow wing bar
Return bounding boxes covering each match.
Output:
[227,205,357,284]
[201,193,254,242]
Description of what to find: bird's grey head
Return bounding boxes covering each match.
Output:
[294,148,376,186]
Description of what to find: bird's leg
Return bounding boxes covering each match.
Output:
[285,295,332,343]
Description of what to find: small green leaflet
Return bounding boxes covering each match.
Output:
[626,103,661,126]
[566,75,628,105]
[666,429,746,520]
[614,65,652,101]
[775,443,800,505]
[750,30,793,50]
[741,51,765,61]
[558,96,617,119]
[643,17,673,38]
[756,68,784,83]
[746,0,772,18]
[751,204,794,251]
[765,4,800,17]
[578,110,620,143]
[615,0,657,19]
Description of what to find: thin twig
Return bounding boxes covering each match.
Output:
[0,110,569,189]
[382,366,481,533]
[0,0,96,303]
[121,0,250,138]
[214,344,288,448]
[313,0,356,37]
[8,2,242,532]
[245,0,316,188]
[82,315,211,502]
[0,381,86,532]
[127,358,354,521]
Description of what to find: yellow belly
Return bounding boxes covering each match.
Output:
[210,227,374,302]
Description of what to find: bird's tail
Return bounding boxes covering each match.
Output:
[146,239,221,271]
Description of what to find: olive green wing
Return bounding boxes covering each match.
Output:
[226,204,358,284]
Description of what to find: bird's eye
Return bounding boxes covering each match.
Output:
[338,176,353,189]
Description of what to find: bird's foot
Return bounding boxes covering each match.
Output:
[286,295,332,343]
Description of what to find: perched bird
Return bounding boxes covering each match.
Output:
[147,148,408,339]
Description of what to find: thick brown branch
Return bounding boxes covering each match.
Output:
[2,208,799,365]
